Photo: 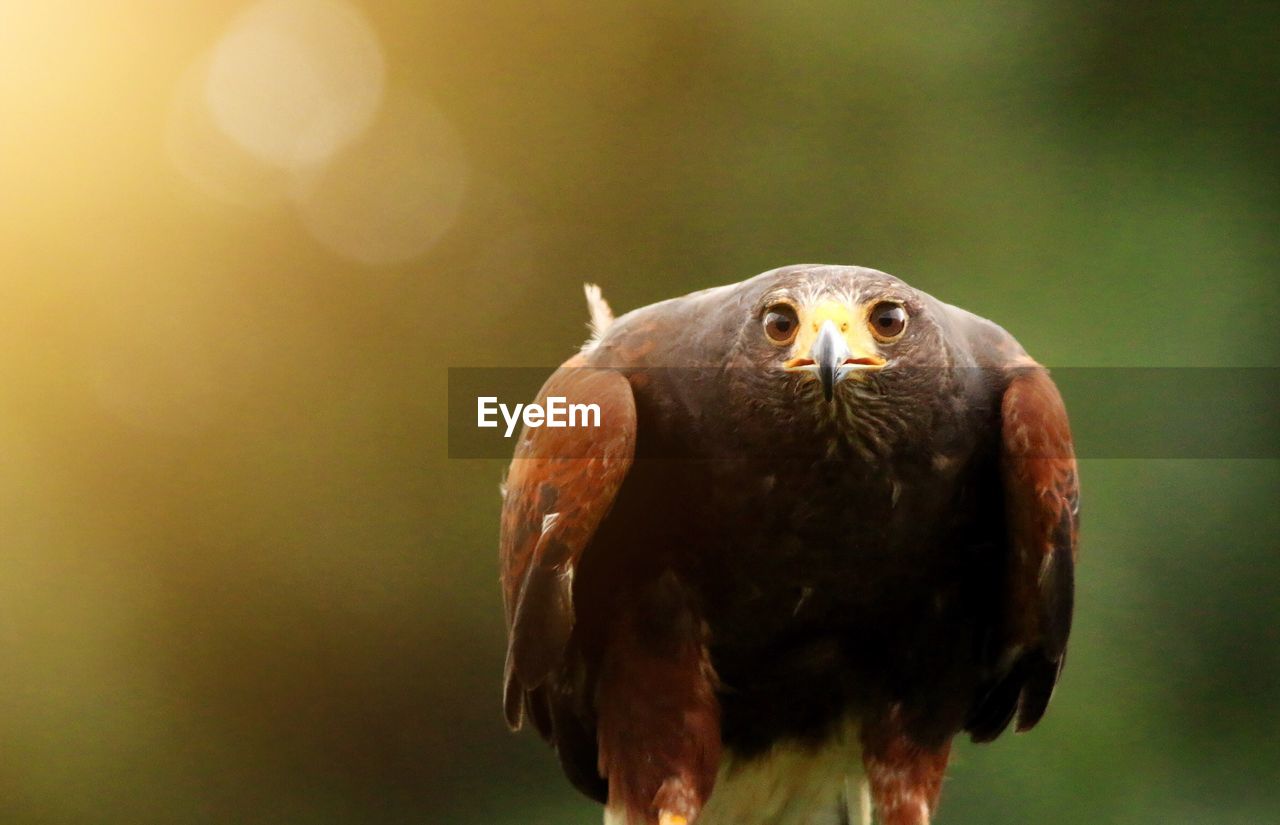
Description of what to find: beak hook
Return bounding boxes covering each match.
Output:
[811,320,850,403]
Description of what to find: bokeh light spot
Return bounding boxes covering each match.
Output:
[204,0,384,169]
[291,92,469,266]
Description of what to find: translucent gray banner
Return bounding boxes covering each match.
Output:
[447,367,1278,460]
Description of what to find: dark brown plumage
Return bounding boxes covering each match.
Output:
[500,265,1079,825]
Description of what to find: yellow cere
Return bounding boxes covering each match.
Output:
[790,300,882,365]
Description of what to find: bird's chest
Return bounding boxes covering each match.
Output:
[680,453,967,643]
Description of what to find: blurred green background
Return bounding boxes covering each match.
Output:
[0,2,1276,823]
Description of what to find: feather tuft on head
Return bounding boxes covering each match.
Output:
[582,283,615,350]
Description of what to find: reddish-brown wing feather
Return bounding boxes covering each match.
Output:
[978,365,1079,741]
[500,357,636,730]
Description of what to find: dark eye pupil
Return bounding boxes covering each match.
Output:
[763,307,798,341]
[871,303,906,337]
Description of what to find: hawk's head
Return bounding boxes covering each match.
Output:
[736,265,951,407]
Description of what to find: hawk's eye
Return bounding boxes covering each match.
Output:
[868,301,908,340]
[763,304,799,344]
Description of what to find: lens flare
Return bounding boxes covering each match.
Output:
[291,92,469,266]
[204,0,385,169]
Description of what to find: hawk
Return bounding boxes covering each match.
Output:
[499,265,1079,825]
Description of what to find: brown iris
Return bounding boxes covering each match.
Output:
[868,301,907,340]
[763,304,799,344]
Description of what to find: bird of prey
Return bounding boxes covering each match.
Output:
[500,265,1079,825]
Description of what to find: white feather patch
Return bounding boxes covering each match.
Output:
[583,283,615,350]
[601,719,868,825]
[695,716,868,825]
